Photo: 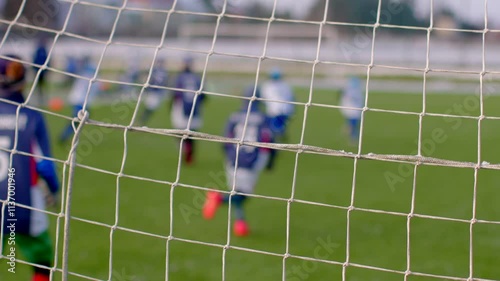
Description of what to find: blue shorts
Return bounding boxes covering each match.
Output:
[72,105,84,116]
[348,118,359,128]
[269,115,288,136]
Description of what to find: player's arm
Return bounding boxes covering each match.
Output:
[223,119,236,152]
[34,115,60,197]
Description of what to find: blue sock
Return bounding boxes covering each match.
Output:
[223,194,247,220]
[349,118,360,140]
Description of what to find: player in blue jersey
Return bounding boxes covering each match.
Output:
[139,58,169,126]
[32,37,50,105]
[170,56,206,164]
[260,67,295,140]
[202,85,275,237]
[59,56,101,143]
[0,55,59,281]
[339,76,364,145]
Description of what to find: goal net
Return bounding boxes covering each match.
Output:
[1,0,499,280]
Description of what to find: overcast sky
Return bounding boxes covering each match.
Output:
[272,0,499,27]
[414,0,499,26]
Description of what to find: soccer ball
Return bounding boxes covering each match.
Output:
[48,97,64,112]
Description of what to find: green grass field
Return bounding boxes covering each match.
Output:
[3,85,500,281]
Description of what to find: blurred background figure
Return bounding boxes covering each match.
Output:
[139,57,169,126]
[120,54,142,97]
[32,37,50,106]
[203,86,275,237]
[339,76,364,145]
[64,55,79,86]
[170,56,206,165]
[260,67,295,141]
[59,55,101,144]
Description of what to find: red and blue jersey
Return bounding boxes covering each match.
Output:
[224,106,274,170]
[0,92,59,235]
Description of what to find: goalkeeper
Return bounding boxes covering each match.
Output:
[0,55,59,281]
[202,86,275,237]
[169,56,206,165]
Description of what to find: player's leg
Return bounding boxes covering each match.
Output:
[184,137,194,164]
[348,117,360,143]
[37,70,47,106]
[184,118,202,164]
[227,168,257,236]
[16,231,54,281]
[140,91,159,125]
[59,104,84,143]
[202,162,233,220]
[267,115,286,169]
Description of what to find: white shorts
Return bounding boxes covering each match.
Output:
[30,186,49,236]
[144,91,165,110]
[171,104,202,130]
[225,153,269,194]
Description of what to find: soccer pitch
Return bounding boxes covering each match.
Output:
[3,85,500,281]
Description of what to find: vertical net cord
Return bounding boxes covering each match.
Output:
[469,1,488,279]
[404,1,434,279]
[0,0,26,263]
[62,110,89,281]
[159,3,181,280]
[281,0,330,280]
[164,1,230,277]
[104,2,133,280]
[221,1,277,279]
[105,1,181,281]
[342,0,382,280]
[43,1,80,279]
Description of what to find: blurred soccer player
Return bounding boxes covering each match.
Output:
[202,86,275,237]
[339,76,364,145]
[139,58,169,126]
[32,37,50,106]
[59,56,100,143]
[260,67,295,140]
[169,56,206,164]
[0,55,59,281]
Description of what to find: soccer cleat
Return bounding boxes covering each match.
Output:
[202,191,222,220]
[33,272,50,281]
[233,220,250,237]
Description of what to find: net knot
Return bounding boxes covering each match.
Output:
[77,109,89,121]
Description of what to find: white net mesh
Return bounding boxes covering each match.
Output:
[0,0,500,280]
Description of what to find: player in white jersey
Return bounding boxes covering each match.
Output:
[59,56,101,143]
[260,67,295,140]
[339,76,364,144]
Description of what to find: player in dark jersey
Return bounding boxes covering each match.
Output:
[170,56,206,164]
[32,37,50,106]
[202,85,275,237]
[0,55,59,281]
